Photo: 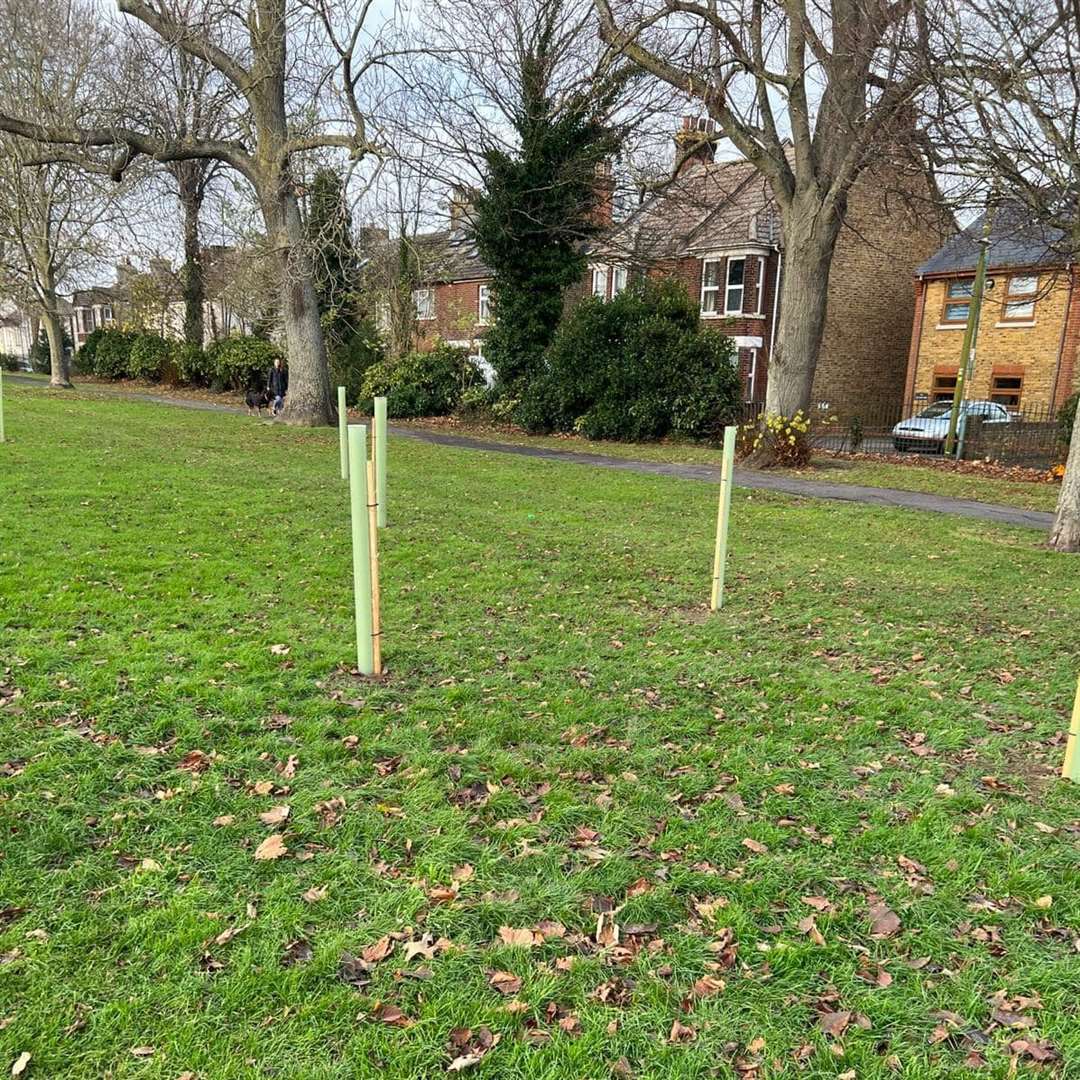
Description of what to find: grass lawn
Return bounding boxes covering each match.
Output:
[399,420,1063,514]
[1,387,1078,1079]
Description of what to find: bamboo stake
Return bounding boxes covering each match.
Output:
[367,459,383,674]
[1063,675,1080,783]
[0,368,5,443]
[710,425,738,611]
[348,425,374,675]
[374,395,387,528]
[337,386,348,480]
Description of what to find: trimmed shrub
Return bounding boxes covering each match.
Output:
[1,353,23,372]
[93,329,138,379]
[517,277,741,442]
[361,341,481,418]
[206,335,280,391]
[128,333,172,381]
[174,343,211,387]
[329,318,383,405]
[74,328,106,375]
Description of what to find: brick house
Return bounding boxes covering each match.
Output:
[412,122,946,412]
[903,203,1079,414]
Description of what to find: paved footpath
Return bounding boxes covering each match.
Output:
[8,374,1054,531]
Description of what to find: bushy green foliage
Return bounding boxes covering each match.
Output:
[361,341,481,418]
[1058,392,1077,446]
[470,17,625,394]
[73,328,106,375]
[329,318,383,406]
[128,333,173,381]
[206,335,281,391]
[174,343,211,386]
[1,353,23,372]
[518,278,740,442]
[92,329,138,379]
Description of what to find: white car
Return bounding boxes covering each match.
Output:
[892,399,1013,454]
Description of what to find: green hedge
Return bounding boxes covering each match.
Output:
[205,336,280,391]
[361,342,481,418]
[517,277,741,442]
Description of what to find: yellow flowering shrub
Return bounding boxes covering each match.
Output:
[742,410,813,467]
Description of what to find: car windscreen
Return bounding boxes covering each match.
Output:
[917,404,951,418]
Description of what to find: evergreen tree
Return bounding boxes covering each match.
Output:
[470,14,624,395]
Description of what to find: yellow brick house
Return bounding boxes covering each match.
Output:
[904,204,1079,415]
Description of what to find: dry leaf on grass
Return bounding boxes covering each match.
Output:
[362,935,394,964]
[259,805,290,826]
[868,898,900,938]
[488,970,522,995]
[302,886,328,904]
[10,1052,31,1077]
[741,838,768,854]
[253,834,287,861]
[370,1002,412,1027]
[497,926,540,948]
[668,1019,696,1043]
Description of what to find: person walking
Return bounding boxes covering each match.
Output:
[268,356,288,417]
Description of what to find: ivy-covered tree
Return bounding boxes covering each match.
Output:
[306,166,382,402]
[469,0,625,394]
[306,167,361,352]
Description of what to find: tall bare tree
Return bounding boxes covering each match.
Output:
[0,0,128,387]
[121,7,237,348]
[931,0,1079,550]
[594,0,935,421]
[0,0,390,425]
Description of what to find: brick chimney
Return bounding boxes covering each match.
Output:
[590,160,615,228]
[448,184,475,235]
[673,116,716,176]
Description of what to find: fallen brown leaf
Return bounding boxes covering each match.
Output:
[253,833,287,861]
[259,804,290,826]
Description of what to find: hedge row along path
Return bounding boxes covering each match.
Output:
[6,372,1055,531]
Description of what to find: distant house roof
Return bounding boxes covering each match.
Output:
[414,229,491,284]
[594,155,782,263]
[918,202,1068,276]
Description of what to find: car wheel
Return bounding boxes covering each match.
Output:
[893,438,906,452]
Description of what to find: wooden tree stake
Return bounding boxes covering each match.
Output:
[367,458,383,674]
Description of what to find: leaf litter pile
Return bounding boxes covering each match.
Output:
[0,391,1077,1078]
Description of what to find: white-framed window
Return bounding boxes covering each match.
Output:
[943,277,975,323]
[700,259,721,314]
[724,257,746,314]
[612,267,628,296]
[1003,274,1038,321]
[477,284,491,324]
[413,287,434,320]
[102,305,113,324]
[591,265,609,298]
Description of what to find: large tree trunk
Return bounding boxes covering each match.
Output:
[1049,407,1080,551]
[176,165,205,348]
[261,178,335,426]
[42,287,71,389]
[764,206,843,415]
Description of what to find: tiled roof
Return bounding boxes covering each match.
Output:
[597,157,780,262]
[918,202,1067,276]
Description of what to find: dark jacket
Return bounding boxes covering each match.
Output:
[268,365,288,397]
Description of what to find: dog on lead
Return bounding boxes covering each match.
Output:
[245,388,272,416]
